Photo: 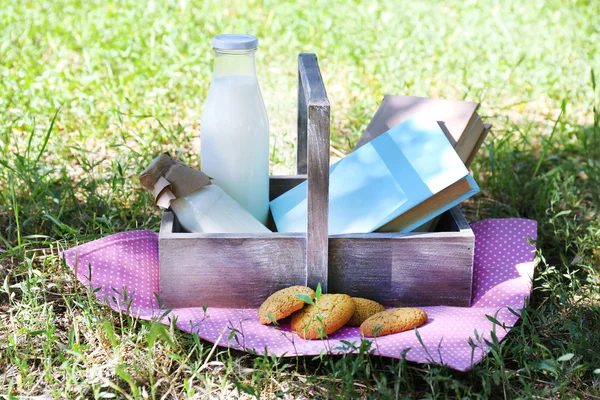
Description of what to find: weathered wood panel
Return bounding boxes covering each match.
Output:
[328,235,474,307]
[297,73,308,175]
[328,206,474,307]
[299,54,330,292]
[159,212,307,308]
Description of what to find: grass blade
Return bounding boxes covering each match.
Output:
[35,108,60,164]
[532,100,565,179]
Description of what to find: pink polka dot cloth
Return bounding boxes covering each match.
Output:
[61,218,537,371]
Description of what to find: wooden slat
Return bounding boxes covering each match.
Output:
[299,53,330,292]
[160,209,176,233]
[329,205,474,306]
[328,234,474,307]
[449,205,471,231]
[159,236,307,308]
[297,75,308,175]
[159,211,307,308]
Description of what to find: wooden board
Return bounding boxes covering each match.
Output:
[298,54,330,292]
[159,211,307,308]
[329,207,474,306]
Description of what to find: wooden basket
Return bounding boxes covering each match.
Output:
[159,54,474,309]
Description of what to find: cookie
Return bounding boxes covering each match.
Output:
[291,294,355,339]
[347,298,386,326]
[258,286,315,325]
[360,308,427,337]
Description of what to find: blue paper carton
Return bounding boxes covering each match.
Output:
[270,116,479,234]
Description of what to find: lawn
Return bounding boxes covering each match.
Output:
[1,0,599,398]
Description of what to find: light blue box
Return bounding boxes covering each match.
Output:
[270,116,479,234]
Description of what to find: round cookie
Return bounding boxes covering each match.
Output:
[291,294,355,339]
[347,298,386,326]
[258,286,315,325]
[360,308,427,337]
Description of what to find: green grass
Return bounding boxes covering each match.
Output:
[1,0,600,398]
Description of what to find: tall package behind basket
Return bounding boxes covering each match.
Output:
[158,54,475,309]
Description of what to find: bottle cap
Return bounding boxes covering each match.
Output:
[211,34,258,51]
[139,153,212,209]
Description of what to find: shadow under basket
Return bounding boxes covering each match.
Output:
[157,54,475,309]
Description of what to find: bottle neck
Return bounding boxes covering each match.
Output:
[213,49,257,78]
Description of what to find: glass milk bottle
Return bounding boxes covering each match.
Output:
[201,34,270,225]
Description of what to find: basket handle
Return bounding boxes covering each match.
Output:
[297,53,330,292]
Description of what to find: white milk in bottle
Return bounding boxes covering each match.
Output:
[201,34,270,225]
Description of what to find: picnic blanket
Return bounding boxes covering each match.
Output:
[61,218,537,371]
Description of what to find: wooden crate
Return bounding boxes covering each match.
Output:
[158,54,474,309]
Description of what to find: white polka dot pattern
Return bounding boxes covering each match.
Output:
[60,218,537,372]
